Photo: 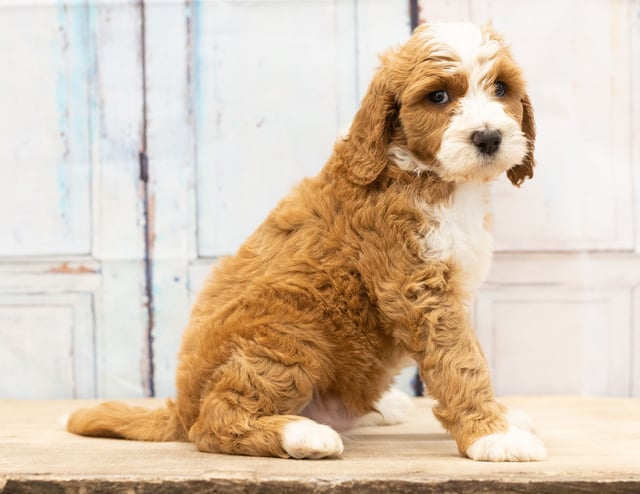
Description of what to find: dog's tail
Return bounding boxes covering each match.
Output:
[66,399,187,442]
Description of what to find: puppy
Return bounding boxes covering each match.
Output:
[68,22,546,461]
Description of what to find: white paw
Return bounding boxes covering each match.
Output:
[466,426,547,462]
[505,409,535,432]
[377,388,415,424]
[281,420,344,459]
[354,388,415,427]
[59,412,72,430]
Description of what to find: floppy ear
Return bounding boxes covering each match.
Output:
[507,93,536,187]
[337,66,400,186]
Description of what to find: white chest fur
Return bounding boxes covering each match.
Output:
[422,182,493,296]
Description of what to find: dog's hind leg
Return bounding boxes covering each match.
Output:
[188,395,343,458]
[185,333,343,458]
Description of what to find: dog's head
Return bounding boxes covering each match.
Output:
[340,22,535,187]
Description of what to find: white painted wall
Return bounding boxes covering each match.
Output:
[0,0,638,399]
[0,1,150,399]
[147,0,411,395]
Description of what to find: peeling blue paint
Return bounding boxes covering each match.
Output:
[190,1,229,253]
[190,0,211,255]
[54,0,93,251]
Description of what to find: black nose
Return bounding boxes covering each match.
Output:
[472,129,502,155]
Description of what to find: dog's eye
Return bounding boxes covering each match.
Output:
[428,90,450,105]
[494,81,507,97]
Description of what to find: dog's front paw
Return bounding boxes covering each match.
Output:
[466,426,547,462]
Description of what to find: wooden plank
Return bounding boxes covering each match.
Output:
[0,1,149,399]
[487,252,640,289]
[88,2,149,397]
[632,0,640,254]
[193,0,360,257]
[1,397,640,491]
[633,285,640,397]
[0,293,95,399]
[334,0,358,132]
[143,0,197,264]
[143,0,199,397]
[479,252,640,396]
[0,1,92,255]
[0,258,148,400]
[0,262,100,399]
[187,259,216,304]
[355,0,411,101]
[94,261,149,398]
[90,0,145,262]
[0,304,74,399]
[0,259,101,292]
[476,288,631,396]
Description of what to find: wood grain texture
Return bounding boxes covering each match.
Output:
[0,2,149,399]
[1,0,639,400]
[0,2,92,256]
[1,397,639,491]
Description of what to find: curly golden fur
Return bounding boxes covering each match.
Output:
[68,22,545,461]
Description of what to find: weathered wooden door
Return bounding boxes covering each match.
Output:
[0,0,411,399]
[0,2,151,398]
[2,0,638,399]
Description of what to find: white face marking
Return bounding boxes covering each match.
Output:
[426,22,500,92]
[428,23,484,70]
[436,97,527,182]
[422,182,493,295]
[410,22,528,183]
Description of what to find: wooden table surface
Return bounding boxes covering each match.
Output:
[1,396,639,493]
